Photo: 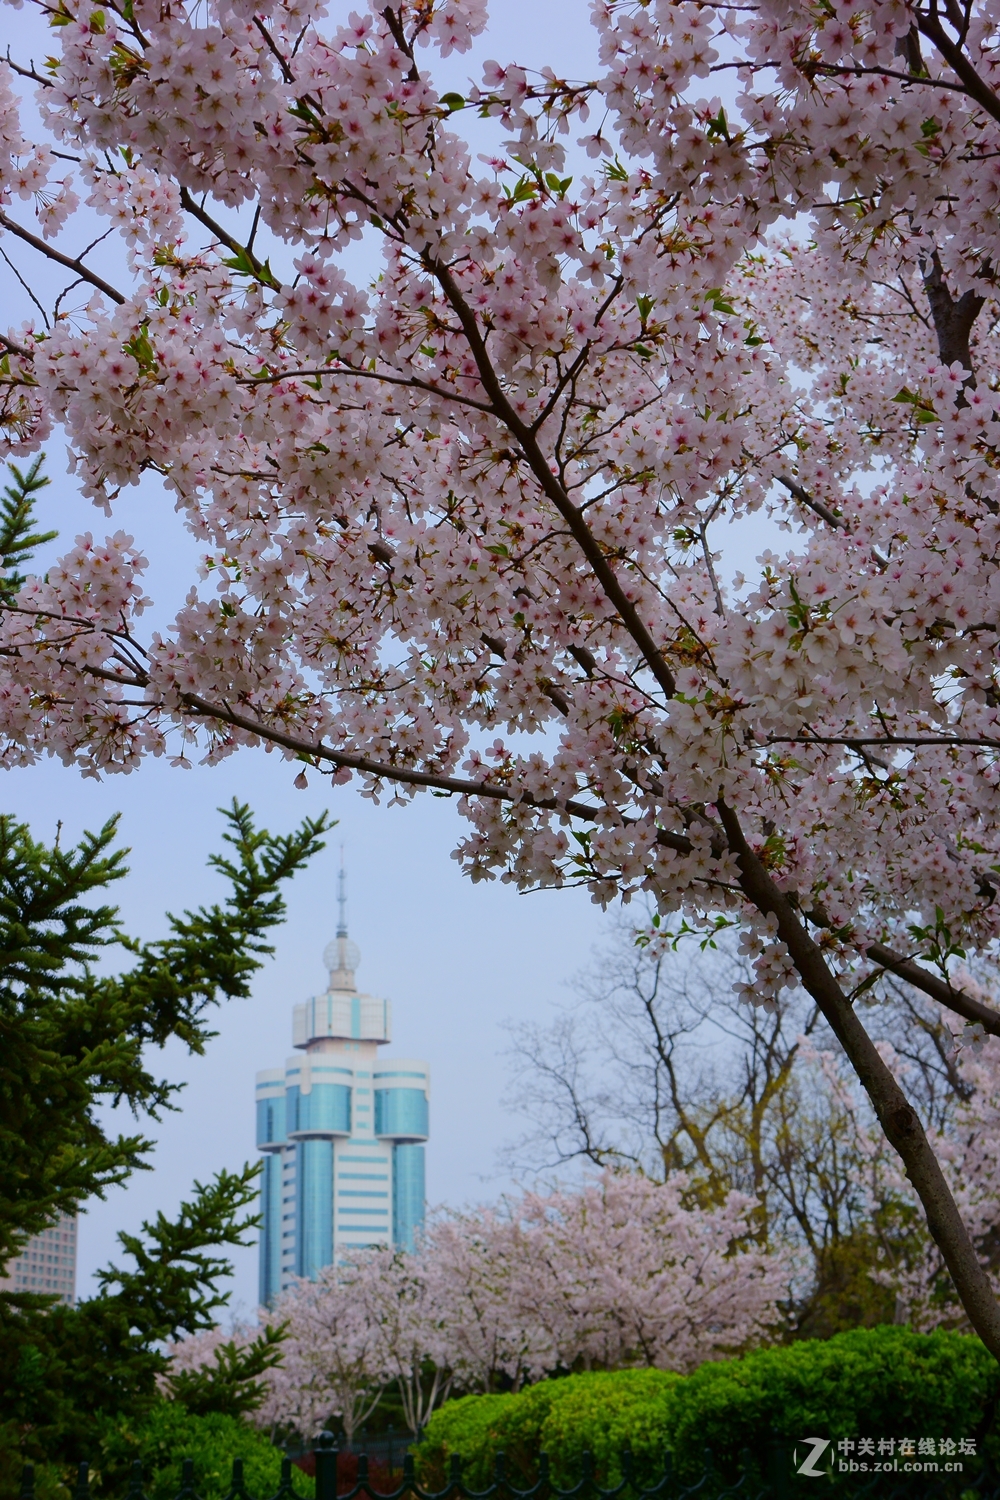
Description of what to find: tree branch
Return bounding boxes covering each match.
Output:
[864,942,1000,1038]
[429,258,678,701]
[0,210,125,305]
[917,10,1000,128]
[717,796,1000,1360]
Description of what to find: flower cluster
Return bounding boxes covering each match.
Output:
[169,1172,784,1438]
[735,913,797,1011]
[5,0,1000,1338]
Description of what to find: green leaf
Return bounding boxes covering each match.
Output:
[504,175,538,204]
[439,91,465,112]
[705,106,732,143]
[221,246,278,290]
[544,172,573,198]
[705,287,736,316]
[124,322,157,377]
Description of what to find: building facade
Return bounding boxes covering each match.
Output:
[255,875,429,1307]
[0,1215,77,1303]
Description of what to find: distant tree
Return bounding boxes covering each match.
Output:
[231,1175,784,1441]
[505,921,1000,1336]
[0,795,329,1461]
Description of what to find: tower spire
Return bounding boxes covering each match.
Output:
[337,845,348,938]
[323,846,360,991]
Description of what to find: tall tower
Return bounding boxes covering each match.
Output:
[255,860,430,1306]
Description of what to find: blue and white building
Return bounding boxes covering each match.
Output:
[255,870,429,1306]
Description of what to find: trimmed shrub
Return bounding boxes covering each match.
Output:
[522,1370,681,1486]
[664,1325,997,1483]
[416,1385,562,1489]
[95,1402,307,1500]
[416,1328,1000,1491]
[417,1373,682,1490]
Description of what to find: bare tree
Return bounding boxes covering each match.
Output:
[504,922,940,1335]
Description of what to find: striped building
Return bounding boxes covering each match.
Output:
[255,869,429,1306]
[1,1215,77,1303]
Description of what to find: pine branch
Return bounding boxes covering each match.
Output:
[162,1321,288,1416]
[0,455,56,601]
[95,1163,264,1340]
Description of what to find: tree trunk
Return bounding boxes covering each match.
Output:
[717,802,1000,1359]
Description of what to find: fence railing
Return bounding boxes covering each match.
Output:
[16,1430,1000,1500]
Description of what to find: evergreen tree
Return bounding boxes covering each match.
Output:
[1,800,329,1267]
[0,796,328,1464]
[0,456,55,602]
[0,442,329,1464]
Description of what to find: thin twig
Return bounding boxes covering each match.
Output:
[0,210,125,305]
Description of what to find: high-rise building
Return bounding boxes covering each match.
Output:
[255,866,429,1307]
[0,1215,77,1303]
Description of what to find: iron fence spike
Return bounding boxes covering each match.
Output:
[315,1432,338,1500]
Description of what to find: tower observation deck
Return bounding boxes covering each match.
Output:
[255,861,429,1306]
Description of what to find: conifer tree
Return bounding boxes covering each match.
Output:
[0,793,328,1462]
[0,450,329,1456]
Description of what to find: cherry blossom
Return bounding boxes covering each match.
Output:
[221,1173,784,1438]
[4,0,1000,1346]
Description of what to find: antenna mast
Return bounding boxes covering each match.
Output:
[337,845,348,938]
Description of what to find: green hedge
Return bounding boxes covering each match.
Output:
[416,1328,1000,1490]
[418,1372,680,1490]
[95,1403,307,1500]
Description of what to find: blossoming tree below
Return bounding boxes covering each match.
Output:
[175,1172,784,1437]
[3,0,1000,1349]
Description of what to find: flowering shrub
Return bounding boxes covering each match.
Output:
[4,0,1000,1341]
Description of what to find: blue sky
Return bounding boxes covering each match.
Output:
[12,745,613,1313]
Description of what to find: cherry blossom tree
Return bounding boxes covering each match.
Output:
[256,1265,388,1441]
[349,1247,453,1436]
[505,925,922,1336]
[500,1172,786,1373]
[419,1210,555,1393]
[212,1173,783,1439]
[4,0,1000,1348]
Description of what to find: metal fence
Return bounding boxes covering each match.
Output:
[16,1431,1000,1500]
